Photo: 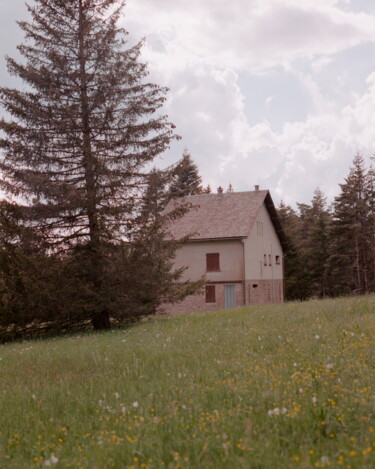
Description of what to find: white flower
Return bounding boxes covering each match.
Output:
[315,335,320,340]
[326,363,334,369]
[268,407,287,416]
[312,396,318,404]
[115,392,120,399]
[44,455,59,466]
[321,456,329,464]
[132,401,139,408]
[293,362,298,367]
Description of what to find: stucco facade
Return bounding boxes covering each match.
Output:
[161,189,288,315]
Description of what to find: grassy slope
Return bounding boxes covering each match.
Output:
[0,296,374,469]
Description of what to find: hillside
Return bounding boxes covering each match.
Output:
[0,296,374,468]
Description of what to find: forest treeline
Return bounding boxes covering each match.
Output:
[278,153,375,300]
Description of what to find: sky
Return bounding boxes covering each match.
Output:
[1,0,375,206]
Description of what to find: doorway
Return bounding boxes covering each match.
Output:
[224,285,236,309]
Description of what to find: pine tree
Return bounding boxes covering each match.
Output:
[277,201,310,300]
[117,169,203,319]
[297,189,332,298]
[169,149,202,198]
[330,154,372,295]
[0,0,177,329]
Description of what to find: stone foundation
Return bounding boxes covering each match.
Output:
[246,279,284,305]
[160,283,245,316]
[160,279,284,316]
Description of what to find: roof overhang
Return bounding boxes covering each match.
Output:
[184,236,246,243]
[264,192,290,254]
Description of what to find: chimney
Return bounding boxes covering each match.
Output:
[254,185,260,191]
[217,186,223,196]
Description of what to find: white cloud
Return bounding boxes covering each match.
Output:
[125,0,375,73]
[123,0,375,205]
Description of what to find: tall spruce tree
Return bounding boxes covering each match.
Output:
[169,148,202,198]
[297,189,332,298]
[0,0,177,329]
[330,154,372,295]
[367,162,375,291]
[277,201,311,300]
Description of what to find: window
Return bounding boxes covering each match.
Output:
[205,285,216,303]
[206,253,220,272]
[269,255,272,266]
[264,254,267,266]
[275,255,281,265]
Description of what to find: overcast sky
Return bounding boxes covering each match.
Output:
[1,0,375,206]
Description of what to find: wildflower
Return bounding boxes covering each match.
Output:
[132,401,139,408]
[115,392,120,399]
[312,397,318,404]
[315,335,320,340]
[44,455,59,466]
[321,456,329,464]
[268,407,287,416]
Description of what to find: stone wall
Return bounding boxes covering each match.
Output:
[160,283,245,316]
[246,279,284,305]
[160,279,284,316]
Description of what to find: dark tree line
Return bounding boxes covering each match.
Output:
[279,154,375,300]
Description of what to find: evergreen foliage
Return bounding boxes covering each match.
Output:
[330,154,374,294]
[0,0,187,333]
[169,149,202,198]
[280,154,375,300]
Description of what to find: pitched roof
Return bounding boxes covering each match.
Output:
[166,190,289,251]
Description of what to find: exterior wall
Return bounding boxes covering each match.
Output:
[246,278,284,305]
[162,239,245,315]
[161,283,245,316]
[174,240,244,283]
[243,203,283,300]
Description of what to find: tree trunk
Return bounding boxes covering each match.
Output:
[78,1,109,330]
[92,311,111,330]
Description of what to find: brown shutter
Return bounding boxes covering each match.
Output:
[206,253,220,272]
[205,285,216,302]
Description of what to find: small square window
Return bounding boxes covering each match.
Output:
[206,253,220,272]
[205,285,216,303]
[275,255,281,265]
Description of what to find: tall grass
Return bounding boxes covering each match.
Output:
[0,296,374,468]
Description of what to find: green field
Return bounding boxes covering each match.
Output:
[0,296,374,469]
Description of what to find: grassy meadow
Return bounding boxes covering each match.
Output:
[0,296,374,469]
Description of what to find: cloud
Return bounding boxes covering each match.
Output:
[125,0,375,73]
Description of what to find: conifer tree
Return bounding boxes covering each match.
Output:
[330,154,372,295]
[169,149,202,198]
[0,0,177,329]
[297,189,332,298]
[277,201,310,300]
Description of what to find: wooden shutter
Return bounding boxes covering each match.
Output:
[206,253,220,272]
[205,285,216,303]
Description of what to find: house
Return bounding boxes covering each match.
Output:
[162,186,289,315]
